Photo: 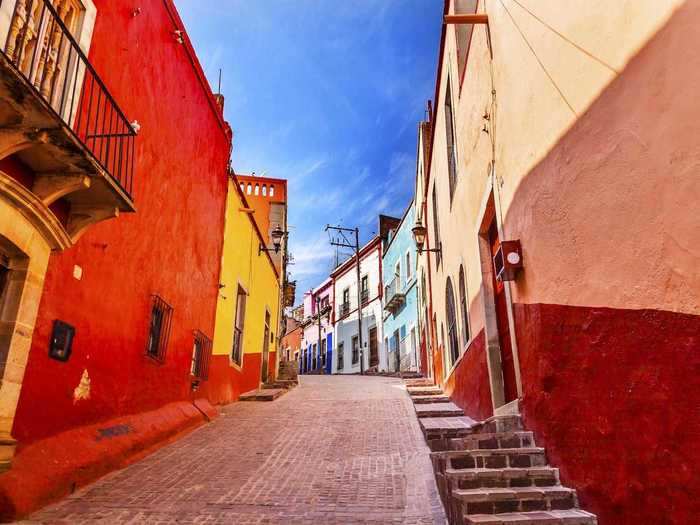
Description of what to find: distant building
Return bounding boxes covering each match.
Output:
[280,316,302,364]
[381,201,419,373]
[300,279,333,374]
[332,236,386,374]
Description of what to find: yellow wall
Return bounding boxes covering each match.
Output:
[213,177,280,365]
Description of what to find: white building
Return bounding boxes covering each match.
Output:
[331,236,386,374]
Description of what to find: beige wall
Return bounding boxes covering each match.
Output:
[423,0,696,385]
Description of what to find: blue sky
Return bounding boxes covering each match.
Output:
[175,1,442,298]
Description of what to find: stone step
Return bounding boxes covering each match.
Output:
[478,415,524,434]
[412,394,451,404]
[239,388,287,402]
[405,378,435,387]
[454,486,576,517]
[407,386,444,396]
[420,416,479,451]
[445,466,560,490]
[463,509,597,524]
[432,448,547,473]
[415,402,464,418]
[448,431,535,451]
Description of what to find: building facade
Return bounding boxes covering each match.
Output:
[0,0,242,518]
[209,176,281,403]
[300,279,333,374]
[332,236,386,374]
[416,1,699,523]
[381,201,419,373]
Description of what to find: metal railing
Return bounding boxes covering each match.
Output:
[385,277,404,305]
[3,0,136,197]
[360,288,369,305]
[339,301,350,317]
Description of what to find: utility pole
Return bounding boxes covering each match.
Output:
[326,224,364,375]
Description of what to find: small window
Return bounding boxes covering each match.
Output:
[254,184,259,196]
[262,185,267,196]
[405,252,412,282]
[431,185,442,266]
[269,185,275,197]
[337,342,344,370]
[446,278,459,367]
[351,335,359,364]
[146,295,174,363]
[247,183,252,194]
[445,77,458,199]
[360,275,369,303]
[191,330,213,380]
[459,265,470,347]
[231,286,247,365]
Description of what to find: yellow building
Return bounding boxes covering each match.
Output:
[208,175,281,403]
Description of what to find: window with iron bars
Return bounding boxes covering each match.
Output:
[351,335,359,364]
[191,330,213,380]
[231,286,246,366]
[337,342,344,370]
[146,295,173,363]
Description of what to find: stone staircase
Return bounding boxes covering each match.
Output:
[405,379,598,525]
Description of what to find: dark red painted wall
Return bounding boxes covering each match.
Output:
[515,303,700,525]
[13,0,231,445]
[443,330,493,422]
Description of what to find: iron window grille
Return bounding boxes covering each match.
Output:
[146,295,173,363]
[445,78,458,200]
[445,278,460,367]
[351,336,359,364]
[231,286,247,366]
[337,342,344,370]
[191,330,213,380]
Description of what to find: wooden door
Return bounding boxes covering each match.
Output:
[261,311,270,383]
[487,219,518,403]
[369,327,379,367]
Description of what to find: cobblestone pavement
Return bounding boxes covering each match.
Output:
[24,376,446,524]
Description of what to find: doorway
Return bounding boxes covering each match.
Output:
[487,218,518,403]
[478,193,520,409]
[368,326,378,368]
[261,310,270,383]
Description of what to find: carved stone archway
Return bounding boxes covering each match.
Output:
[0,171,71,471]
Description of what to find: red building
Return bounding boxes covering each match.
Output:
[0,0,232,518]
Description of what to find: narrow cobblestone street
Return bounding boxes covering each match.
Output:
[23,376,445,524]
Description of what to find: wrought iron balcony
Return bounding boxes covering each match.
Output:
[384,277,406,313]
[360,288,369,305]
[339,301,350,318]
[0,0,136,241]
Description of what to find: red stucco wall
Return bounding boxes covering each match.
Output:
[515,303,700,525]
[12,0,231,445]
[442,330,492,422]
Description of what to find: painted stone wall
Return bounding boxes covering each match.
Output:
[12,0,231,445]
[422,0,699,522]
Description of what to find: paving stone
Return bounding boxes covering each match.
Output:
[239,388,287,401]
[22,376,447,524]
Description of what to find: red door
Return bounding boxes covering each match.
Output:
[488,219,518,403]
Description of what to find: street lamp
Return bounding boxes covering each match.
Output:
[412,218,441,255]
[259,224,285,255]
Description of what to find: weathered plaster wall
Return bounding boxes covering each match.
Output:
[422,1,699,522]
[12,0,231,444]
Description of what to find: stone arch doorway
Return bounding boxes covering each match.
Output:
[0,171,71,471]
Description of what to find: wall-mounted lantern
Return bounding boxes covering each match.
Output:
[493,240,523,281]
[412,218,441,255]
[259,225,285,255]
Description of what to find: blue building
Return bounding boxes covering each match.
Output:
[381,201,419,373]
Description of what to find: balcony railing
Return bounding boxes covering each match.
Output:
[384,277,406,313]
[360,288,369,305]
[3,0,136,198]
[339,301,350,318]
